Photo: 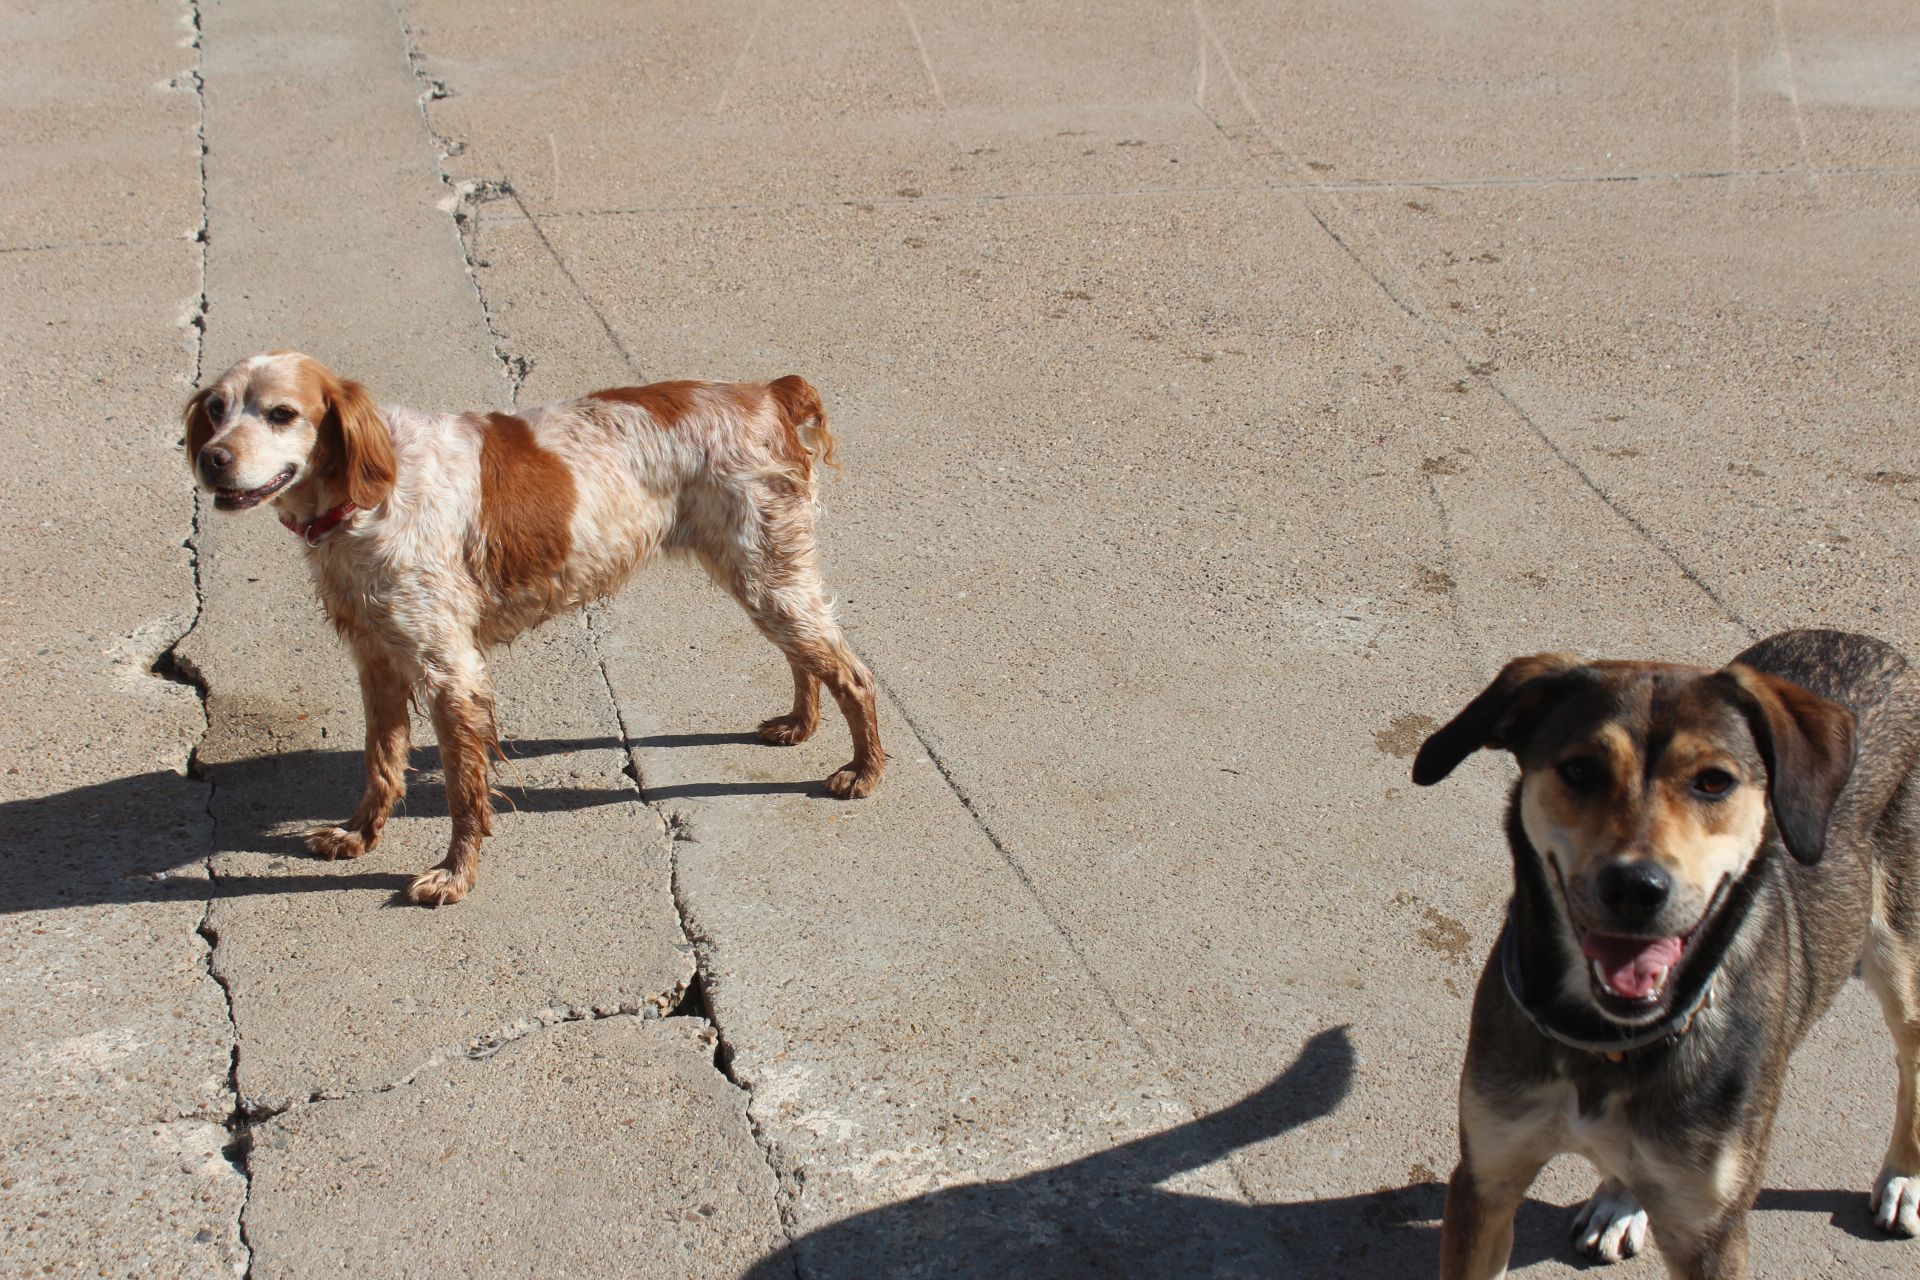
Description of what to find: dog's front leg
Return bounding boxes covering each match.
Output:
[1649,1211,1751,1279]
[1442,1084,1553,1280]
[306,650,411,860]
[1441,1153,1541,1280]
[408,667,496,906]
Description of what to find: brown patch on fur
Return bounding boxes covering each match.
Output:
[767,373,838,472]
[475,412,577,600]
[589,380,706,425]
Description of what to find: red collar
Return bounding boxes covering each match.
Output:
[280,500,358,548]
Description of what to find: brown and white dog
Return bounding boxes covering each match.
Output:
[184,351,886,905]
[1414,630,1920,1277]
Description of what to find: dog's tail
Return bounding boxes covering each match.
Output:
[767,374,839,476]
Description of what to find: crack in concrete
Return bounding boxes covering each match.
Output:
[459,157,1920,225]
[579,604,804,1271]
[503,183,641,378]
[464,161,1920,229]
[392,5,530,402]
[159,2,255,1275]
[0,236,162,254]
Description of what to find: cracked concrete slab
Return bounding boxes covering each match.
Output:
[243,1017,785,1279]
[10,0,1920,1277]
[0,2,240,1272]
[157,0,768,1272]
[176,0,692,1115]
[0,0,204,247]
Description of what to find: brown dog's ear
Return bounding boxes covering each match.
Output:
[1722,665,1856,864]
[1411,654,1581,786]
[183,386,217,468]
[323,374,396,509]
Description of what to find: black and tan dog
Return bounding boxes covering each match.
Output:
[1413,629,1920,1277]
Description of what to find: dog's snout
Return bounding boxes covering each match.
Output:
[197,443,234,479]
[1597,860,1672,921]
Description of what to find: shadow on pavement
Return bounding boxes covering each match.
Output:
[736,1025,1629,1279]
[0,732,804,913]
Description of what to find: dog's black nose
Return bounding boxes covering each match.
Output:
[1597,860,1671,920]
[198,444,233,477]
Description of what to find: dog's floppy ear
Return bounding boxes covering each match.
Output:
[183,386,218,468]
[322,373,396,509]
[1412,654,1580,786]
[1722,665,1856,864]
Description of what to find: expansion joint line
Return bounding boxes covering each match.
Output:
[1191,58,1758,641]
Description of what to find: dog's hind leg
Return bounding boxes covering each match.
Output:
[307,649,412,860]
[744,587,885,798]
[703,486,885,798]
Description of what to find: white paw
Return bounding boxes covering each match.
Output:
[1872,1168,1920,1237]
[1571,1180,1649,1264]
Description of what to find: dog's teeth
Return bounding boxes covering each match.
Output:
[1591,959,1608,986]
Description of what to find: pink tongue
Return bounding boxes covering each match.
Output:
[1581,934,1684,1000]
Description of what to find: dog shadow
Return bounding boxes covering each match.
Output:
[0,732,815,914]
[735,1025,1591,1279]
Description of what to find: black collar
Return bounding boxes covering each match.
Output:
[1498,915,1718,1060]
[1498,832,1774,1063]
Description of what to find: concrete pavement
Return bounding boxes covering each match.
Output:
[3,1,1918,1276]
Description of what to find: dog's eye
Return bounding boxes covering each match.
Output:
[1556,757,1605,791]
[205,396,225,420]
[266,405,299,426]
[1692,768,1736,798]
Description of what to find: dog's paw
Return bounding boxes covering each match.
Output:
[1571,1180,1648,1264]
[756,714,818,746]
[1872,1167,1920,1237]
[825,761,883,799]
[407,867,472,906]
[305,826,369,860]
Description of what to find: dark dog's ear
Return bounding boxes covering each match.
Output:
[1722,665,1856,864]
[183,386,218,468]
[322,373,395,509]
[1411,654,1580,786]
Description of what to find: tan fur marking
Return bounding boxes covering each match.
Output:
[476,412,577,599]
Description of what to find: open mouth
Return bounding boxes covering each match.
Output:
[1581,932,1687,1006]
[214,464,296,511]
[1577,875,1731,1016]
